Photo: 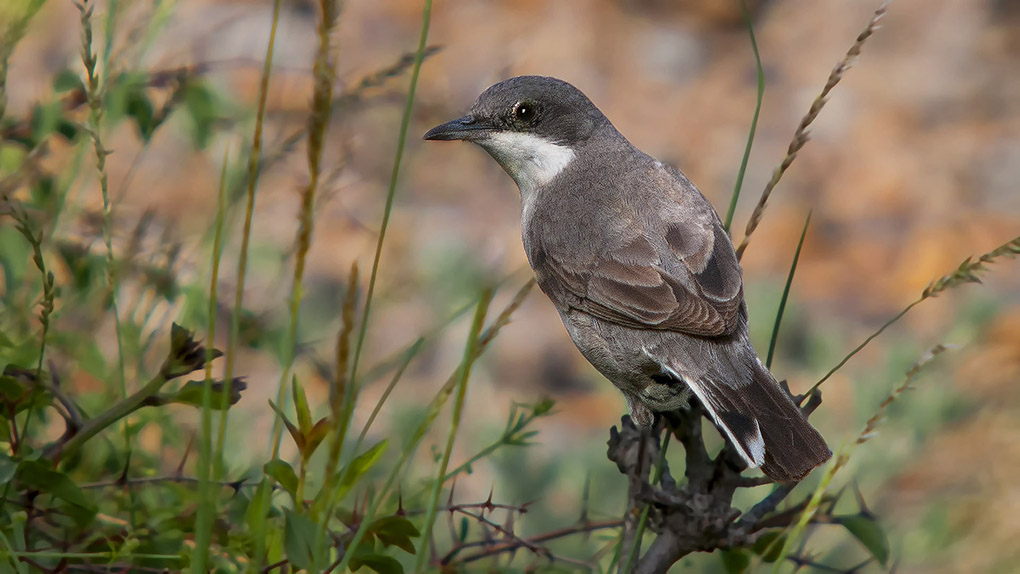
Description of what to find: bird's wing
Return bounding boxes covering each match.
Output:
[545,175,743,337]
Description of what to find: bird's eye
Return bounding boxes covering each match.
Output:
[513,100,537,123]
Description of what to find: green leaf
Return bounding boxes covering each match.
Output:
[30,102,64,142]
[17,460,95,525]
[183,81,219,148]
[0,374,27,402]
[766,210,811,369]
[837,514,890,566]
[0,454,19,485]
[269,399,304,452]
[125,86,155,141]
[53,69,84,93]
[338,440,388,498]
[304,418,332,458]
[720,549,750,573]
[350,552,403,574]
[369,516,420,555]
[17,461,90,507]
[171,378,247,409]
[264,459,299,497]
[246,480,271,534]
[283,509,325,571]
[751,531,785,563]
[532,397,555,416]
[292,376,312,436]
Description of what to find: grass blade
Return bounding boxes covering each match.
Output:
[331,278,533,574]
[415,289,492,573]
[774,344,948,571]
[228,2,284,572]
[724,0,765,232]
[345,0,434,408]
[735,2,888,260]
[192,144,231,572]
[807,233,1020,399]
[766,210,810,370]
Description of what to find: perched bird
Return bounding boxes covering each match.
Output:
[424,76,831,482]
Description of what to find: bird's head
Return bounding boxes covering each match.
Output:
[424,76,610,194]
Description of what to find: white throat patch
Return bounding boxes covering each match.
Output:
[480,131,576,197]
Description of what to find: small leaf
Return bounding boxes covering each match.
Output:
[55,118,80,140]
[0,374,27,402]
[292,376,312,436]
[720,549,750,574]
[837,514,890,566]
[246,481,271,533]
[284,509,325,571]
[183,81,219,148]
[17,460,90,507]
[269,399,304,452]
[264,459,299,497]
[0,454,19,485]
[53,69,84,93]
[304,418,332,458]
[166,323,221,378]
[172,378,247,409]
[339,440,388,498]
[125,86,154,140]
[351,552,403,574]
[370,516,420,555]
[17,460,95,525]
[532,397,555,416]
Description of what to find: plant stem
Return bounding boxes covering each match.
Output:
[766,211,810,369]
[724,0,764,232]
[415,289,492,573]
[45,373,168,461]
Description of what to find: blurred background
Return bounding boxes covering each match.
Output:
[5,0,1020,571]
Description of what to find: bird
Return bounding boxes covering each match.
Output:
[424,75,831,482]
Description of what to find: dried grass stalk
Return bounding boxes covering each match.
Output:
[734,2,889,260]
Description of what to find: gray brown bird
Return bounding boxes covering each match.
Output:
[424,76,831,482]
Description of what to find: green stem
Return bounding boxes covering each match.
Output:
[440,410,538,483]
[766,210,810,370]
[415,289,492,573]
[45,373,168,461]
[192,145,231,574]
[315,1,433,566]
[345,0,432,414]
[807,302,918,398]
[724,0,765,232]
[230,2,282,573]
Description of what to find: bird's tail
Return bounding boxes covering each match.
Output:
[666,357,831,482]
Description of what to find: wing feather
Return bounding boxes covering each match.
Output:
[556,223,743,336]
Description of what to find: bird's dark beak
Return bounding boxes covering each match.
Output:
[423,115,491,141]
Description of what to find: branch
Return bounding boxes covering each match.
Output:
[446,519,622,565]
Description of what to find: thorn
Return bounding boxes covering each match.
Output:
[852,482,874,518]
[447,476,457,512]
[177,434,195,476]
[117,452,131,486]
